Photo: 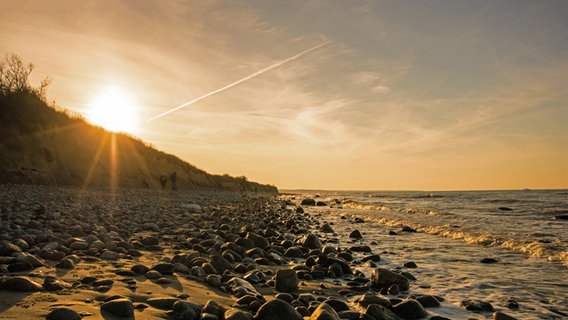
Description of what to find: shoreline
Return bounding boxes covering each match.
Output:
[0,185,521,319]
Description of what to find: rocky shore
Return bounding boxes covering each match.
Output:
[0,185,517,319]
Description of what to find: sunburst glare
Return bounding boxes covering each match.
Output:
[87,85,139,134]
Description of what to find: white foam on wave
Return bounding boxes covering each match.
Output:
[340,201,568,267]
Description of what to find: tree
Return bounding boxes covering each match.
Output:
[0,54,50,100]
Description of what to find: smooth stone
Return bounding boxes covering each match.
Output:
[323,299,350,312]
[309,302,340,320]
[145,270,163,279]
[349,230,363,239]
[172,300,202,320]
[371,268,410,291]
[100,298,134,317]
[225,308,253,320]
[210,254,233,274]
[297,233,322,249]
[0,276,42,292]
[460,299,495,312]
[274,269,299,292]
[358,294,391,308]
[147,297,179,310]
[320,223,334,233]
[131,264,150,275]
[245,232,269,249]
[152,263,175,275]
[46,307,81,320]
[255,299,303,320]
[300,199,316,206]
[364,304,401,320]
[100,251,120,260]
[392,299,428,319]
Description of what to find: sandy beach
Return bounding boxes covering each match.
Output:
[0,185,522,320]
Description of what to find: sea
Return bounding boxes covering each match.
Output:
[281,189,568,320]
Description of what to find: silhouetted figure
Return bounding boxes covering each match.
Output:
[170,171,177,191]
[160,174,167,189]
[143,179,149,189]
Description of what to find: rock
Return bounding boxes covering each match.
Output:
[401,226,416,232]
[323,299,350,312]
[0,242,22,256]
[460,299,495,312]
[349,230,363,239]
[131,264,150,274]
[255,299,302,320]
[310,302,340,320]
[140,236,160,246]
[152,263,175,275]
[100,298,135,318]
[295,207,304,214]
[210,254,232,274]
[364,304,401,320]
[147,297,179,310]
[301,199,316,206]
[145,270,163,279]
[274,269,298,292]
[411,294,441,308]
[206,274,222,288]
[403,261,417,268]
[493,311,518,320]
[481,258,498,264]
[55,258,75,269]
[371,268,410,291]
[226,277,260,298]
[181,203,202,213]
[100,250,120,260]
[246,232,269,249]
[7,262,33,272]
[297,233,322,249]
[392,299,428,319]
[46,307,82,320]
[358,293,391,309]
[284,246,304,258]
[316,201,328,206]
[172,300,202,319]
[0,276,42,292]
[499,207,513,211]
[320,223,334,233]
[225,308,253,320]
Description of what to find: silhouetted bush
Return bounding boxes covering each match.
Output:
[0,54,50,100]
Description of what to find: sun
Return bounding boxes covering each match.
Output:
[87,85,139,134]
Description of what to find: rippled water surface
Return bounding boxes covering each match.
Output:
[283,189,568,319]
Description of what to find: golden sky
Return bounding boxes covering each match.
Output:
[1,0,567,190]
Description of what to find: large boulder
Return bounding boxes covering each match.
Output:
[0,276,42,292]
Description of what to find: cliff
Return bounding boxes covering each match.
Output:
[0,92,278,193]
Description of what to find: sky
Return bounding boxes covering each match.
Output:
[1,0,567,190]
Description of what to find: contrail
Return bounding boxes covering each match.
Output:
[147,40,332,122]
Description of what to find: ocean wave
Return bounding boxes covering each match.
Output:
[338,201,568,267]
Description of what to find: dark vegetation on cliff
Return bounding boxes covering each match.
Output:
[0,54,277,193]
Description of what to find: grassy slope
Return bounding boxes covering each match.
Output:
[0,93,277,193]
